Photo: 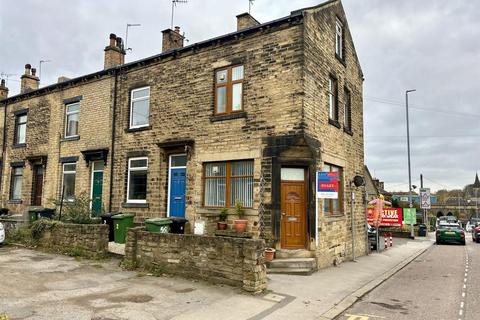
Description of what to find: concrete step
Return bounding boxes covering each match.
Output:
[266,258,317,276]
[275,249,315,259]
[267,267,315,276]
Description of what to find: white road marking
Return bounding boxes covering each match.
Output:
[462,292,465,298]
[460,302,464,308]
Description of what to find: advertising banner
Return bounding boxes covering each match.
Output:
[367,207,403,226]
[420,188,431,209]
[403,208,417,225]
[316,171,339,199]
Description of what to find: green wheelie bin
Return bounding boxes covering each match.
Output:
[111,213,135,244]
[145,218,172,233]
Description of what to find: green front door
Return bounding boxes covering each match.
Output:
[91,162,104,216]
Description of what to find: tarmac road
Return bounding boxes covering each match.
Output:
[337,236,480,320]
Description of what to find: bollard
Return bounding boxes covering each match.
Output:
[389,232,393,247]
[384,233,388,249]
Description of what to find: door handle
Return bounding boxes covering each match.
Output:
[281,212,286,216]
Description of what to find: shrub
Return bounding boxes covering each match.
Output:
[235,200,245,219]
[53,192,99,224]
[31,219,62,240]
[219,208,228,222]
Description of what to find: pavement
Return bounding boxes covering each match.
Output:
[0,235,434,320]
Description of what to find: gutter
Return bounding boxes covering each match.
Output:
[0,100,7,191]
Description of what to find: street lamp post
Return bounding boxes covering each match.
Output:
[406,89,416,238]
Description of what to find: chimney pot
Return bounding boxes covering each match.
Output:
[24,64,32,75]
[31,68,37,76]
[175,26,181,33]
[109,33,117,46]
[0,79,8,100]
[1,79,5,87]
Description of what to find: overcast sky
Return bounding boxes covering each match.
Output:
[0,0,478,192]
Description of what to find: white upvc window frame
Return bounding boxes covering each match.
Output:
[65,102,80,138]
[335,18,343,59]
[129,86,150,129]
[127,157,148,203]
[62,163,77,202]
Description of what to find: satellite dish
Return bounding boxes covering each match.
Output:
[353,175,364,187]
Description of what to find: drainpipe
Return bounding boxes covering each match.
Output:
[1,99,8,192]
[108,68,119,212]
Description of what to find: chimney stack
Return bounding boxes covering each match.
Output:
[104,33,125,69]
[236,13,260,31]
[0,79,8,100]
[20,63,40,93]
[161,26,184,52]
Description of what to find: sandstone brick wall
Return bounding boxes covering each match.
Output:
[125,227,267,293]
[111,21,305,227]
[1,76,114,214]
[39,223,109,257]
[302,2,367,266]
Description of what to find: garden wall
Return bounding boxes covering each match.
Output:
[39,223,108,258]
[124,227,267,293]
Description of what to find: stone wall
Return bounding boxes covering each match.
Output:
[39,223,108,258]
[125,227,267,293]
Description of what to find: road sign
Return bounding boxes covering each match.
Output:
[316,171,339,199]
[420,188,431,209]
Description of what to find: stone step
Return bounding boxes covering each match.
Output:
[266,267,315,276]
[266,258,316,269]
[275,249,315,259]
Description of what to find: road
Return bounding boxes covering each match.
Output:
[337,236,479,320]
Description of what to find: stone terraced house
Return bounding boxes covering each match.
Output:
[0,0,365,269]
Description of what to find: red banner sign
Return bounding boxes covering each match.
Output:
[367,207,403,226]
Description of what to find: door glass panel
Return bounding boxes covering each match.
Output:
[93,162,104,171]
[281,168,304,181]
[171,155,187,167]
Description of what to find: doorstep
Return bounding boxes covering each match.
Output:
[108,241,125,256]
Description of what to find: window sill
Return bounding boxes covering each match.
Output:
[324,214,345,222]
[328,118,341,129]
[8,200,22,204]
[125,125,152,133]
[122,202,149,208]
[210,111,247,122]
[343,127,353,136]
[61,135,80,142]
[335,54,346,67]
[12,143,26,149]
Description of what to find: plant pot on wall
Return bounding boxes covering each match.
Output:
[217,222,228,230]
[234,219,248,233]
[264,248,276,262]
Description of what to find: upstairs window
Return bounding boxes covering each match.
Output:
[10,166,23,200]
[14,113,27,145]
[344,88,352,131]
[215,65,244,114]
[65,102,80,138]
[127,157,148,203]
[335,19,344,59]
[328,77,338,121]
[130,87,150,129]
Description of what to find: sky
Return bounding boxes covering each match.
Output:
[0,0,479,192]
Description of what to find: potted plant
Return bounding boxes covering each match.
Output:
[233,200,248,233]
[217,208,228,230]
[264,248,276,262]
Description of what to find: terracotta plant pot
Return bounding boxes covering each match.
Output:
[264,248,276,262]
[217,222,228,230]
[234,219,248,233]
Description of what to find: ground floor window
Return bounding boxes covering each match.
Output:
[204,160,253,208]
[62,163,76,201]
[10,166,23,200]
[127,157,148,203]
[322,163,343,215]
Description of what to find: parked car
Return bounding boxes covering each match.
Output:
[466,218,480,232]
[436,222,465,245]
[472,222,480,243]
[0,222,5,245]
[367,224,377,250]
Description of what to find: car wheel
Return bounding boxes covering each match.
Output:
[436,240,441,245]
[477,238,480,244]
[462,240,466,246]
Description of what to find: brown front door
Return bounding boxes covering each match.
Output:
[32,166,44,206]
[281,180,307,249]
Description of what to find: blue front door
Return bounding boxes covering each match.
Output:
[169,168,186,217]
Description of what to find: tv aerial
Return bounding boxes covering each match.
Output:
[171,0,188,29]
